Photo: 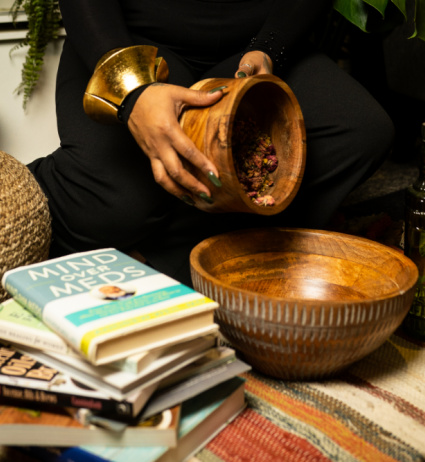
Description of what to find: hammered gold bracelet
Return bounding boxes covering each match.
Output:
[83,45,169,124]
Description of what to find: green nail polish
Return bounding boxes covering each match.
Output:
[181,195,195,206]
[207,171,222,188]
[199,192,214,204]
[237,71,247,78]
[209,85,227,94]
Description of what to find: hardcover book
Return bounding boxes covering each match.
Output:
[0,343,156,419]
[1,248,219,365]
[141,356,251,420]
[0,298,71,354]
[11,376,246,462]
[0,298,207,374]
[84,376,246,462]
[0,402,181,447]
[18,333,218,401]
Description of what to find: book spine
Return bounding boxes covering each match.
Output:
[2,279,44,320]
[0,323,69,355]
[0,383,136,419]
[12,446,109,462]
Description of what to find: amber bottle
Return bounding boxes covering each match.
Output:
[404,122,425,339]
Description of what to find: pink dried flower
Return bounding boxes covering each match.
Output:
[232,118,279,206]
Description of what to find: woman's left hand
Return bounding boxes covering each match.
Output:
[234,51,273,78]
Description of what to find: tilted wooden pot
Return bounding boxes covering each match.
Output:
[179,75,306,215]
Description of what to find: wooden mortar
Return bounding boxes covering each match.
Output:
[179,74,306,215]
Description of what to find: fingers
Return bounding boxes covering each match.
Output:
[235,51,273,78]
[235,62,255,79]
[129,84,226,205]
[149,132,219,206]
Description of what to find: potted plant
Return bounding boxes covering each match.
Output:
[9,0,425,108]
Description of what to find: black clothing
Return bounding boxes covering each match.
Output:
[28,0,395,286]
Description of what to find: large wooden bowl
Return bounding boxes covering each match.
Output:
[179,75,306,215]
[190,228,418,379]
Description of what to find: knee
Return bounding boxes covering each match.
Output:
[343,97,395,163]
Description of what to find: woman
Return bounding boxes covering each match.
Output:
[28,0,395,285]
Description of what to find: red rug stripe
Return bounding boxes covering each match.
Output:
[205,407,331,462]
[243,374,400,462]
[344,372,425,426]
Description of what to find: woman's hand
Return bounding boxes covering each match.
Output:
[127,83,225,204]
[234,51,273,78]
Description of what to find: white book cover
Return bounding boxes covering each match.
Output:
[20,331,218,401]
[0,298,71,354]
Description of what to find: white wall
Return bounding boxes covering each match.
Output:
[0,10,63,165]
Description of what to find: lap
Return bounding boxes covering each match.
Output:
[28,41,394,282]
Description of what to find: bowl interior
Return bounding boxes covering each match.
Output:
[191,228,418,303]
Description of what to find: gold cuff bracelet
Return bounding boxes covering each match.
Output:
[83,45,169,124]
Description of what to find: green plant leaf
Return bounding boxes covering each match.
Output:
[9,0,61,108]
[391,0,408,19]
[415,0,425,39]
[363,0,389,17]
[333,0,370,31]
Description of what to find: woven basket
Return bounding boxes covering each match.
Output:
[0,151,52,302]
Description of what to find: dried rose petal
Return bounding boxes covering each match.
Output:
[253,195,275,206]
[232,118,278,206]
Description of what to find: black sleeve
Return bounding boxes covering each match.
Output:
[59,0,134,71]
[246,0,332,67]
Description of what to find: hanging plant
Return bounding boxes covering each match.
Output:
[9,0,61,109]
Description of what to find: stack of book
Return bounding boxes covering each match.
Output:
[0,248,250,461]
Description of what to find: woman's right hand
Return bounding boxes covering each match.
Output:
[127,83,225,204]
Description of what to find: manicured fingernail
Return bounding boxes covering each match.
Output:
[181,195,195,206]
[207,171,222,187]
[199,192,214,204]
[237,71,247,78]
[208,85,227,94]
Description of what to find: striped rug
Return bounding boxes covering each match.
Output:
[195,329,425,462]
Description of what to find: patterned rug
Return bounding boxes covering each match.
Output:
[195,329,425,462]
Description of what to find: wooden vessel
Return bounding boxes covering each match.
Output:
[190,227,418,379]
[180,75,306,215]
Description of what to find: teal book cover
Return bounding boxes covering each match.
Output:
[1,248,218,365]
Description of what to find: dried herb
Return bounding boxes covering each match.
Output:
[232,118,278,206]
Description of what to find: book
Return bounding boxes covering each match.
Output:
[0,298,71,355]
[141,357,251,420]
[4,446,108,462]
[4,446,109,462]
[0,403,181,447]
[0,298,196,374]
[0,343,156,419]
[17,333,218,401]
[12,376,246,462]
[108,343,171,374]
[158,345,236,389]
[1,248,219,365]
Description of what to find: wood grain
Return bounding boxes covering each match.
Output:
[190,228,419,379]
[179,75,306,215]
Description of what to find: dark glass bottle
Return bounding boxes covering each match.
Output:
[403,122,425,339]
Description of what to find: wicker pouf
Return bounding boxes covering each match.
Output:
[0,151,52,302]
